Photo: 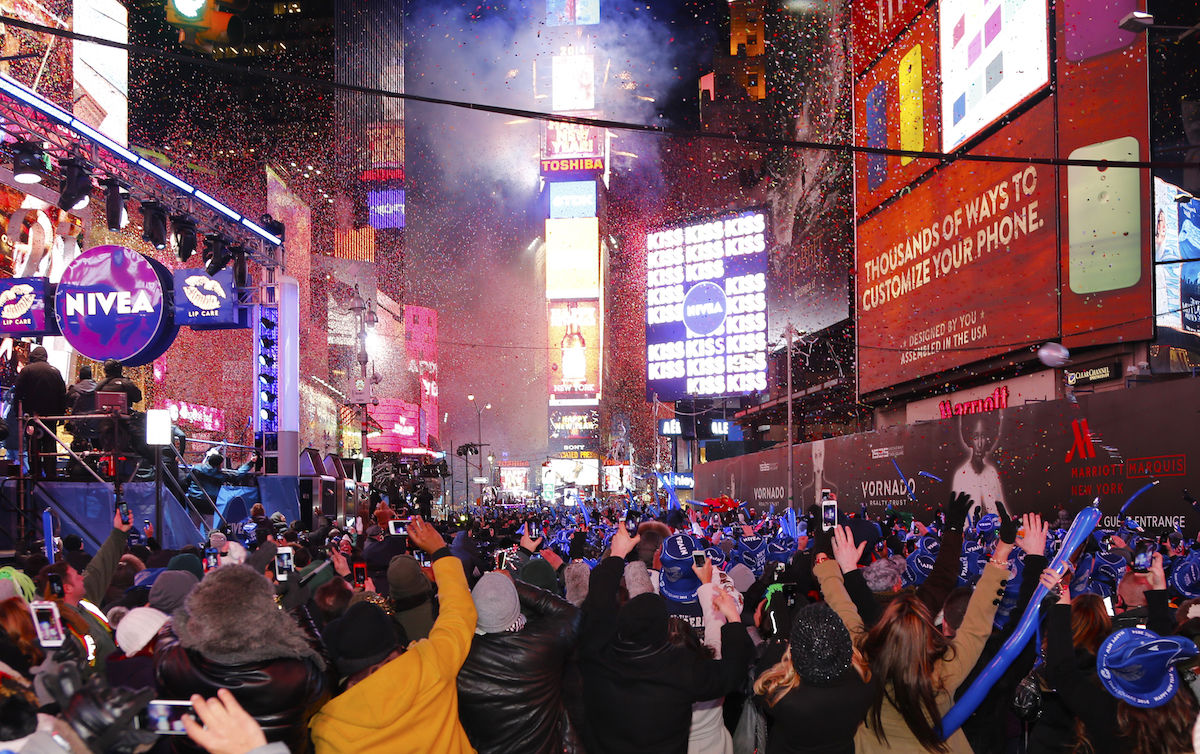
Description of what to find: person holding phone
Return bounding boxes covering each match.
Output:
[310,516,478,754]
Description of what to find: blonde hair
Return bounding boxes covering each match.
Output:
[754,645,871,707]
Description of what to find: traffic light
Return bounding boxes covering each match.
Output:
[165,0,244,49]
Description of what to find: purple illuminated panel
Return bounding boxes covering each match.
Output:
[0,277,54,335]
[368,188,405,229]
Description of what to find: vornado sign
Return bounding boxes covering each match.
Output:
[54,245,178,365]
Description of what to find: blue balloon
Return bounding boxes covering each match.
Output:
[938,505,1102,740]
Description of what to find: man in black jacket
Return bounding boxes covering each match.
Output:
[578,526,752,754]
[12,345,66,479]
[457,573,583,753]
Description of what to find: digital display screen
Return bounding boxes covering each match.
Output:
[545,217,600,299]
[367,188,405,229]
[1154,177,1200,335]
[548,300,601,403]
[547,0,599,26]
[552,55,595,111]
[939,0,1050,151]
[645,209,769,401]
[0,277,50,335]
[549,181,597,219]
[174,269,237,327]
[543,118,603,161]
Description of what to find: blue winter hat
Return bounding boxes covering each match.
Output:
[1097,628,1198,708]
[659,533,702,603]
[916,536,940,557]
[977,514,1000,539]
[903,550,935,588]
[705,546,726,569]
[1170,557,1200,600]
[766,539,792,565]
[735,535,769,578]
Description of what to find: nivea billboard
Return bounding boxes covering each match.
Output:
[54,246,178,366]
[174,269,238,327]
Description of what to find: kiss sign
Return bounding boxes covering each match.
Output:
[55,246,178,365]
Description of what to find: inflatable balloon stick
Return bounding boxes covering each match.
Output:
[890,459,917,503]
[1118,480,1158,516]
[939,503,1102,740]
[42,507,54,562]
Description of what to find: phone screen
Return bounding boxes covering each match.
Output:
[118,502,131,525]
[1131,542,1154,573]
[1102,596,1115,616]
[526,521,541,539]
[692,551,706,568]
[353,562,366,586]
[47,573,64,599]
[144,700,195,735]
[274,547,294,581]
[203,548,220,572]
[388,518,409,537]
[30,601,64,647]
[822,500,838,532]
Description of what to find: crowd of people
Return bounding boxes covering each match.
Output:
[0,490,1198,754]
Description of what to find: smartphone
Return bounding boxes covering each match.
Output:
[143,700,195,735]
[203,547,220,572]
[29,600,65,648]
[144,519,151,531]
[1067,136,1142,294]
[352,561,366,587]
[692,551,706,568]
[47,572,64,599]
[497,550,509,570]
[413,550,430,567]
[274,546,294,582]
[781,583,799,608]
[625,513,638,537]
[388,518,409,537]
[118,502,131,526]
[1102,596,1115,616]
[1131,541,1155,573]
[822,499,838,532]
[526,520,541,539]
[898,43,923,164]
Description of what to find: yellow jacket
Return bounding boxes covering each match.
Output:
[310,554,478,754]
[814,558,1008,754]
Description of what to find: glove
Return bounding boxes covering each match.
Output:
[999,516,1018,545]
[945,491,973,533]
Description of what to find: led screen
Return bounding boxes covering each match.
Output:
[1154,177,1200,334]
[552,55,595,111]
[545,217,600,299]
[368,188,405,229]
[548,300,601,403]
[645,209,769,401]
[543,118,603,161]
[549,181,596,219]
[939,0,1049,151]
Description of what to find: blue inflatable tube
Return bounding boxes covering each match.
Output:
[938,503,1102,739]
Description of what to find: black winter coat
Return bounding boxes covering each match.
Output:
[579,556,753,754]
[12,348,66,417]
[457,581,583,754]
[153,624,329,753]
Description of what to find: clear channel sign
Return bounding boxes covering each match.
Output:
[645,208,769,401]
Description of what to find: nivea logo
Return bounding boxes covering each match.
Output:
[62,290,155,316]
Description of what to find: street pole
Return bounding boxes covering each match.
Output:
[475,411,482,505]
[786,323,794,514]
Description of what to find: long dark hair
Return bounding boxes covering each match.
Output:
[860,592,952,753]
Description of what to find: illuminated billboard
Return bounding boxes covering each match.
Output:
[1154,177,1200,337]
[543,457,599,488]
[543,118,604,161]
[939,0,1049,151]
[547,0,599,26]
[368,397,421,453]
[549,181,597,219]
[74,0,128,144]
[548,300,601,404]
[549,406,599,442]
[552,55,595,111]
[545,217,600,299]
[856,101,1059,395]
[501,465,530,492]
[644,209,769,401]
[368,188,405,229]
[851,0,927,76]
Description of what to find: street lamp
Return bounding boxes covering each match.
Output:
[348,284,380,458]
[467,394,491,504]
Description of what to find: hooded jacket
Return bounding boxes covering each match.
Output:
[308,551,477,754]
[456,581,583,754]
[12,346,66,417]
[154,565,329,753]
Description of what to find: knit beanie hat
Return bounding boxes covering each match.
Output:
[324,601,403,678]
[727,563,756,594]
[148,570,199,614]
[387,555,432,602]
[472,572,524,635]
[616,592,669,649]
[115,607,169,655]
[518,558,559,594]
[167,553,204,582]
[789,602,853,686]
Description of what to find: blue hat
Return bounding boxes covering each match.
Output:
[1093,552,1127,586]
[903,550,935,588]
[916,536,940,557]
[132,567,166,590]
[735,536,769,578]
[659,533,702,603]
[1097,628,1198,708]
[766,539,792,565]
[1170,557,1200,600]
[977,514,1000,539]
[705,546,726,569]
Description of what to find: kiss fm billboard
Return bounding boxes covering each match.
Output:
[645,209,769,401]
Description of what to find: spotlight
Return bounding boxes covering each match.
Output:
[57,158,93,211]
[260,335,276,350]
[171,215,197,262]
[203,234,230,276]
[258,353,275,368]
[260,407,276,422]
[103,178,128,230]
[11,141,49,184]
[260,389,277,404]
[258,372,277,387]
[260,315,277,330]
[140,201,169,250]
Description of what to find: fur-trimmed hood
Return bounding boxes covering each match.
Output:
[174,565,323,668]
